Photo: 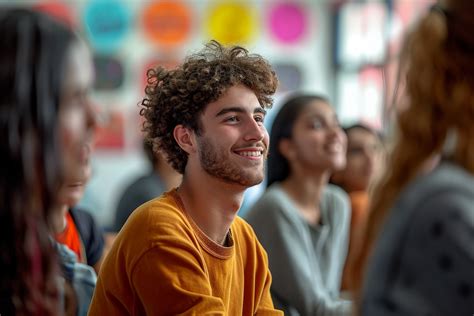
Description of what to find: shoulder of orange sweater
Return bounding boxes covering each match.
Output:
[113,192,194,261]
[232,216,258,240]
[231,216,269,258]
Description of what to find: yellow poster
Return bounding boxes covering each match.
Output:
[206,2,258,45]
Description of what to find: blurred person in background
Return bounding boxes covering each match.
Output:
[330,123,384,292]
[0,8,96,315]
[89,40,282,315]
[245,94,353,316]
[50,157,100,316]
[113,139,181,232]
[53,158,105,276]
[354,1,474,315]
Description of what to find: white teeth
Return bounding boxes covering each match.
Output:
[238,151,262,157]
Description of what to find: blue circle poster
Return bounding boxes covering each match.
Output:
[83,0,131,54]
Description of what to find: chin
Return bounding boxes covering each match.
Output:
[331,163,346,172]
[64,192,82,207]
[225,174,264,188]
[245,177,264,188]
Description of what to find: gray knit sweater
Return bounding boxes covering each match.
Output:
[245,183,353,316]
[361,162,474,315]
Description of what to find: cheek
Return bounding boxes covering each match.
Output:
[58,109,87,173]
[348,156,364,170]
[59,109,85,148]
[339,133,348,151]
[263,130,270,148]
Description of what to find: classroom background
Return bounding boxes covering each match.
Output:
[2,0,434,229]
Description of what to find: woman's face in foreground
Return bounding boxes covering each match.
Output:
[58,40,96,194]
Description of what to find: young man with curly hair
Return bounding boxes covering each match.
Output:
[89,41,282,315]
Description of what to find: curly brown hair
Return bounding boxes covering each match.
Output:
[352,0,474,307]
[140,40,278,174]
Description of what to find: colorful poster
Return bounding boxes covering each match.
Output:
[95,109,126,150]
[141,58,179,93]
[34,1,76,27]
[206,2,258,45]
[94,55,124,91]
[83,0,131,54]
[268,2,308,44]
[142,0,192,48]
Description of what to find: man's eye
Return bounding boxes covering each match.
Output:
[225,116,239,122]
[254,115,265,123]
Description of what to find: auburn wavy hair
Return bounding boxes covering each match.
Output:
[140,40,278,174]
[352,0,474,308]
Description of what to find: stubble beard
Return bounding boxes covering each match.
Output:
[197,136,265,187]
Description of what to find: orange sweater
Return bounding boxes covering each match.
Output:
[89,190,281,315]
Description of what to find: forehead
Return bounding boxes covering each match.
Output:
[203,84,261,116]
[347,128,379,143]
[62,40,93,91]
[297,100,334,119]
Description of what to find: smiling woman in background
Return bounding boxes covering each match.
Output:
[245,94,353,316]
[0,9,96,315]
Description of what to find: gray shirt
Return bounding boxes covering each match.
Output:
[362,162,474,315]
[245,183,352,316]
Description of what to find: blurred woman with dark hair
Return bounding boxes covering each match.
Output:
[246,95,352,315]
[354,0,474,314]
[0,8,96,315]
[330,123,384,291]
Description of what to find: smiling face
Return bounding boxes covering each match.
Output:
[286,100,346,173]
[58,40,96,189]
[58,159,91,207]
[194,84,269,187]
[342,127,383,192]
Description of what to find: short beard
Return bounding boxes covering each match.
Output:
[198,136,265,187]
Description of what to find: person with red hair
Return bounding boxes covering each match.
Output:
[354,1,474,314]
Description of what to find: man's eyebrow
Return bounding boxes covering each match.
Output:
[254,107,267,115]
[215,106,267,117]
[215,107,245,117]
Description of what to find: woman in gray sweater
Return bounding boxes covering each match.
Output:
[245,95,353,315]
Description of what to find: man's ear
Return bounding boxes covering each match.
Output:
[174,124,196,154]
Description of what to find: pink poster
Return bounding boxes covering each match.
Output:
[268,2,308,44]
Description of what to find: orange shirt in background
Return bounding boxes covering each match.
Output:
[342,191,370,291]
[54,211,83,263]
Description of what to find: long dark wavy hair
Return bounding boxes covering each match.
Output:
[0,8,77,315]
[140,40,278,174]
[353,0,474,310]
[267,94,329,188]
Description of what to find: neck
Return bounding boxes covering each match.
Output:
[281,169,329,208]
[280,170,330,226]
[177,172,245,245]
[49,204,69,234]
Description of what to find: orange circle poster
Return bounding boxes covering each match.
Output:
[142,0,192,47]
